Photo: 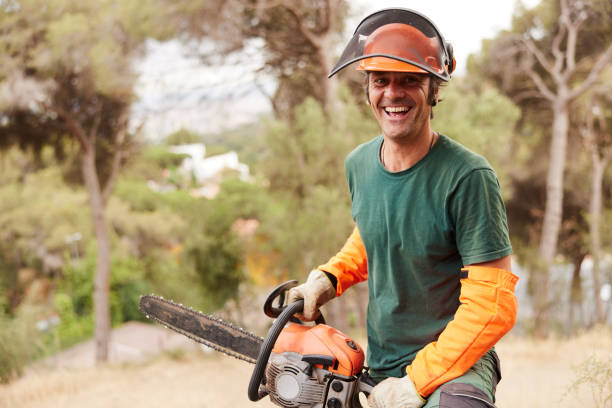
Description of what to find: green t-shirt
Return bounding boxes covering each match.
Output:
[345,134,512,379]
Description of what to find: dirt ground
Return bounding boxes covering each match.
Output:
[1,323,610,408]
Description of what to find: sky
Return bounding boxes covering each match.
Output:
[133,0,541,140]
[350,0,540,76]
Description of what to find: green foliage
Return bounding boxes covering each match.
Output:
[143,146,189,170]
[433,80,522,199]
[187,232,244,310]
[204,144,230,158]
[53,247,154,347]
[206,120,272,167]
[215,177,272,220]
[113,179,162,212]
[165,128,204,145]
[53,292,93,347]
[0,164,92,290]
[0,307,43,383]
[254,93,377,275]
[178,184,253,310]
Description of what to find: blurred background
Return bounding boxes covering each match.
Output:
[0,0,611,407]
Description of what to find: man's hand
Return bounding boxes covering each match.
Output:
[286,270,336,321]
[367,375,425,408]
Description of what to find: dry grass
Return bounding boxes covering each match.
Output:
[1,327,610,408]
[495,326,612,408]
[0,352,276,408]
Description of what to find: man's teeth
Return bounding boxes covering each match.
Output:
[385,106,409,113]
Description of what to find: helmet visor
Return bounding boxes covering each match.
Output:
[329,8,453,81]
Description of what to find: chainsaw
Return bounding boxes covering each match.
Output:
[139,280,375,407]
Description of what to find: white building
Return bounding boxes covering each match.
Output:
[168,143,250,184]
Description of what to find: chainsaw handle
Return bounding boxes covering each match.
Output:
[263,280,297,319]
[263,280,326,325]
[248,299,305,401]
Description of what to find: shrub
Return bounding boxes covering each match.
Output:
[564,354,612,408]
[0,307,43,383]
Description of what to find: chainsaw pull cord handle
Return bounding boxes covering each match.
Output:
[248,299,305,401]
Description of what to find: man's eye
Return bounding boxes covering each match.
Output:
[405,77,424,85]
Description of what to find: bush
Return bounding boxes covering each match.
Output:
[564,354,612,408]
[0,307,43,383]
[53,251,152,347]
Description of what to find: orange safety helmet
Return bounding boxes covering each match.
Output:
[328,8,455,81]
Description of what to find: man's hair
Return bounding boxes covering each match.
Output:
[363,72,444,119]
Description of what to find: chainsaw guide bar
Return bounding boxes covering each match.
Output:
[139,294,263,364]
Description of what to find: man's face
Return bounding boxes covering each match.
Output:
[367,71,434,142]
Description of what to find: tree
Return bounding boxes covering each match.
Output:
[432,79,522,198]
[474,0,612,336]
[580,87,612,324]
[0,0,170,361]
[171,0,348,118]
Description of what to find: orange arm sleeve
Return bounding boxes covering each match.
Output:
[406,265,519,397]
[317,226,368,296]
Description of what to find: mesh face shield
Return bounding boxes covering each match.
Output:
[328,8,455,81]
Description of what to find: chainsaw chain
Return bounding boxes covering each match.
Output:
[142,295,263,364]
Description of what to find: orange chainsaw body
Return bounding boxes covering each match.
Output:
[272,323,365,377]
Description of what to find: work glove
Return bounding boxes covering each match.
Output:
[367,374,425,408]
[286,270,336,321]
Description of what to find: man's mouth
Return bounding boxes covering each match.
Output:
[384,106,411,117]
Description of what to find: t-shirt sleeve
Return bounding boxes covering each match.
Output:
[449,168,512,265]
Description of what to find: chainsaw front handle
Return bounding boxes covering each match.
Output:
[248,299,305,401]
[263,280,326,325]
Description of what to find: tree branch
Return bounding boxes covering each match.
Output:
[280,1,323,48]
[51,105,91,154]
[519,52,557,101]
[320,0,332,34]
[90,99,104,142]
[101,111,130,206]
[563,5,586,80]
[522,37,557,79]
[550,22,566,74]
[512,89,549,102]
[568,44,612,100]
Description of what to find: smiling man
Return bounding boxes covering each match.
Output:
[288,8,518,408]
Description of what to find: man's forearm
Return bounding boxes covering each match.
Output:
[406,264,518,397]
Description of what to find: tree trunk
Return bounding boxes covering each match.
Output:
[81,147,112,362]
[589,155,605,324]
[317,34,341,117]
[536,96,569,337]
[568,254,585,336]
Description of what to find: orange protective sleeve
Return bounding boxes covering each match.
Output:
[406,266,519,397]
[317,226,368,296]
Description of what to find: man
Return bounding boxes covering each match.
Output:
[287,8,518,408]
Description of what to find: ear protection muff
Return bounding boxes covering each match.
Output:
[445,42,455,74]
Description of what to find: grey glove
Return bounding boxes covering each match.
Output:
[368,375,425,408]
[286,270,336,321]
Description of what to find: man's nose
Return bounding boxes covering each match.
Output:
[385,80,407,99]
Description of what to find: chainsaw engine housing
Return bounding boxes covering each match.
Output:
[265,323,365,408]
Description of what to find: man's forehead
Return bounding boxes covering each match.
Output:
[369,71,428,80]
